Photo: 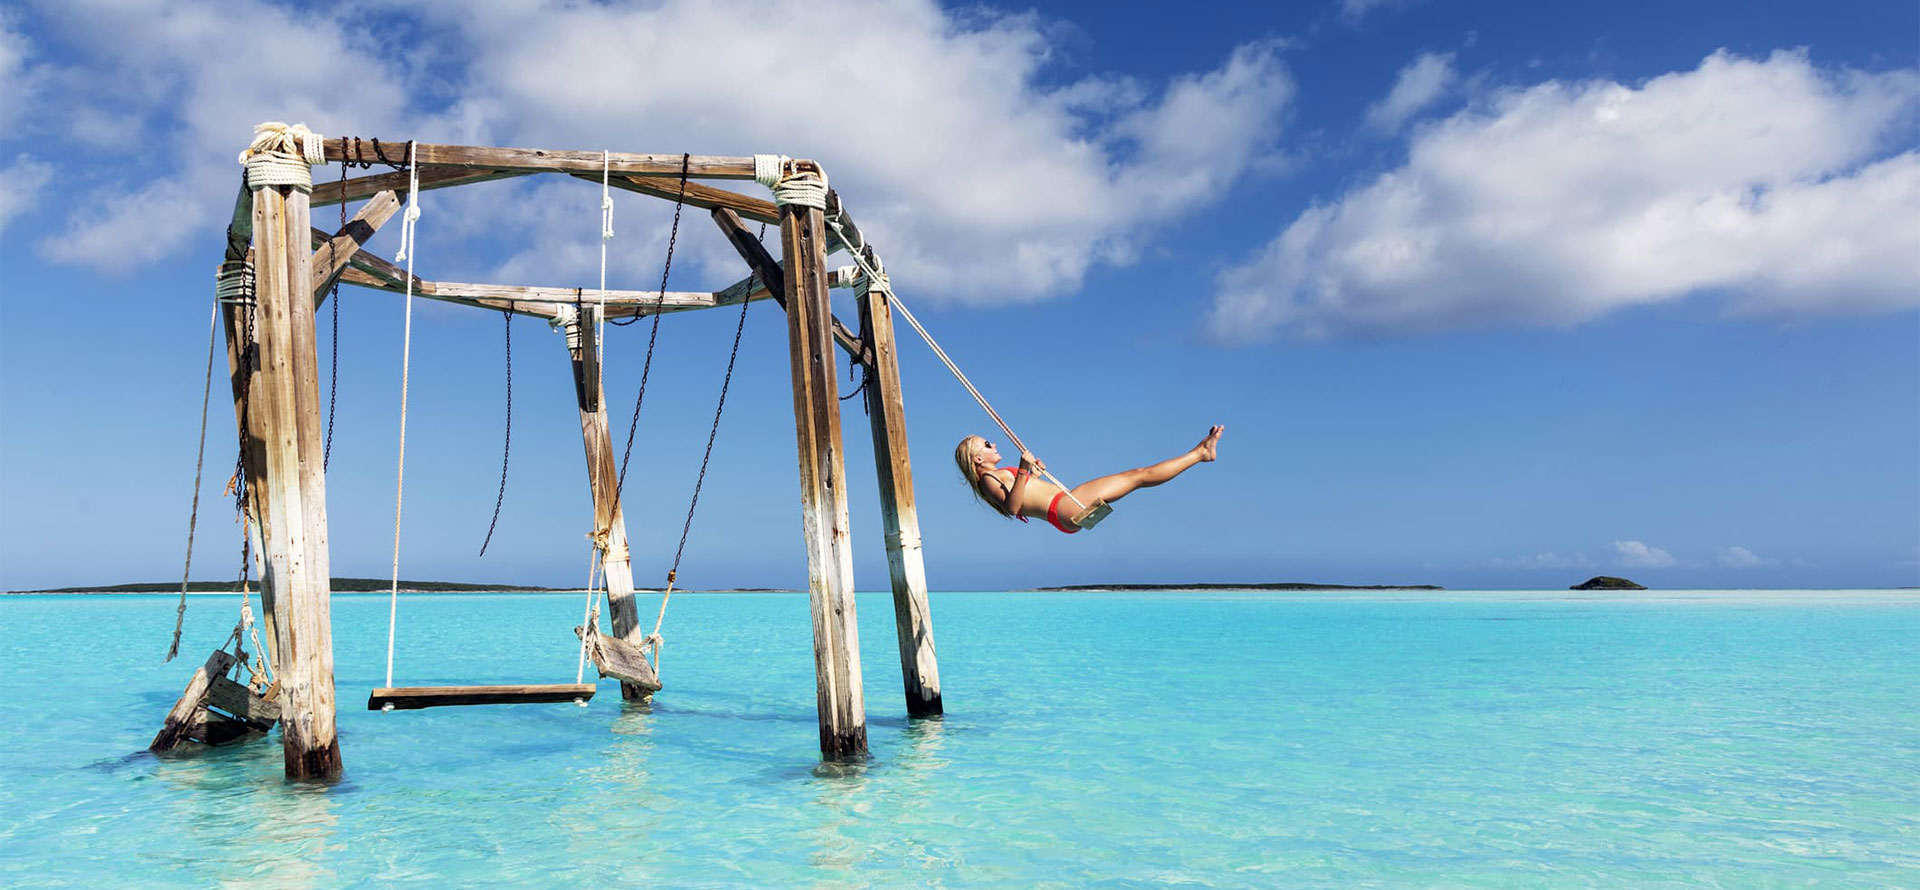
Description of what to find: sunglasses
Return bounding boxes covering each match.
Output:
[981,441,996,451]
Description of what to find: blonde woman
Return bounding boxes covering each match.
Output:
[955,426,1223,534]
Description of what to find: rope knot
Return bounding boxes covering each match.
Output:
[239,122,326,190]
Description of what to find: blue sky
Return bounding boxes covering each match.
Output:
[1,0,1915,592]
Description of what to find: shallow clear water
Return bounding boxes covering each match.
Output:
[1,590,1915,888]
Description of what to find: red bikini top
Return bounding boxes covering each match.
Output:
[983,467,1030,522]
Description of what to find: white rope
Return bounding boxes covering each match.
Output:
[384,143,422,694]
[575,536,604,684]
[827,216,1088,514]
[240,121,325,191]
[395,157,421,263]
[597,150,612,392]
[753,153,828,210]
[753,154,789,189]
[772,176,828,211]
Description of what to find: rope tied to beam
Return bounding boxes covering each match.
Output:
[384,141,422,693]
[753,153,828,210]
[394,142,421,262]
[239,121,326,191]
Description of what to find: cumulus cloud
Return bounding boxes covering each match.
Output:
[1611,540,1675,568]
[0,15,37,133]
[19,0,1292,299]
[0,154,52,234]
[1365,51,1455,132]
[1209,50,1920,342]
[21,0,412,274]
[1716,545,1776,568]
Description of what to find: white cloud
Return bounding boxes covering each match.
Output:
[1716,545,1775,568]
[19,0,1293,299]
[1611,540,1675,569]
[1341,0,1418,24]
[23,0,413,275]
[1487,550,1593,570]
[0,154,52,234]
[0,13,47,135]
[1209,50,1920,342]
[1366,51,1455,133]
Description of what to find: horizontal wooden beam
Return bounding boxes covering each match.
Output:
[427,280,778,318]
[312,167,529,208]
[325,141,764,179]
[581,173,780,225]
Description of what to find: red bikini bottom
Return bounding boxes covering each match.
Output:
[1046,492,1079,534]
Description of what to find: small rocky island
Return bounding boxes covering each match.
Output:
[1571,576,1646,590]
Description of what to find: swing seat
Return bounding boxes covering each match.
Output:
[575,626,664,693]
[1071,499,1113,530]
[367,683,597,711]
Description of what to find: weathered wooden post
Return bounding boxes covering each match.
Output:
[854,264,943,718]
[561,304,651,701]
[777,171,868,758]
[238,129,341,779]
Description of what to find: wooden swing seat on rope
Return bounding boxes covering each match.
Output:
[1071,499,1114,530]
[367,684,596,710]
[575,625,664,693]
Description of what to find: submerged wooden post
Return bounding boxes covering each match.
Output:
[856,271,943,718]
[778,174,868,758]
[244,148,341,780]
[561,305,650,701]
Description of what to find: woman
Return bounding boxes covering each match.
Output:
[955,426,1224,533]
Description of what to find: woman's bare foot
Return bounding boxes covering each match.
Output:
[1196,424,1224,461]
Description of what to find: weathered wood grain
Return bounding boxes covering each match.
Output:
[311,167,529,208]
[311,190,400,300]
[563,308,650,702]
[585,173,781,224]
[323,141,759,179]
[206,674,282,728]
[150,649,236,752]
[574,625,663,692]
[252,180,342,781]
[367,684,597,710]
[778,180,868,760]
[857,281,943,718]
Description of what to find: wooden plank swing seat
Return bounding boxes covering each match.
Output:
[575,625,664,693]
[1072,499,1114,530]
[367,684,597,711]
[150,648,283,752]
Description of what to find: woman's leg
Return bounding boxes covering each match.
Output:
[1069,425,1222,505]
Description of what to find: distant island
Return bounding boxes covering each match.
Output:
[1032,582,1444,592]
[1570,576,1647,590]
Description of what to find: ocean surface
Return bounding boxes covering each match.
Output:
[1,590,1914,888]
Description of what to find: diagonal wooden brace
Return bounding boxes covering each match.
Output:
[712,208,873,368]
[310,190,401,302]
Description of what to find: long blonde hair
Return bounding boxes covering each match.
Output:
[954,435,1015,520]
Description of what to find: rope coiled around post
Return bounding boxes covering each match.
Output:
[753,153,828,210]
[239,122,326,191]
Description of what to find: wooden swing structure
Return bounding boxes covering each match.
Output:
[168,124,946,779]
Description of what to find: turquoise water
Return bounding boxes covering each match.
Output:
[1,590,1915,887]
